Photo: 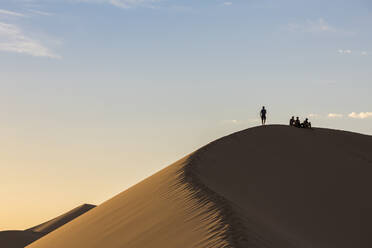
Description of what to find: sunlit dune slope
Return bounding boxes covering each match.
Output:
[0,204,95,248]
[27,156,233,248]
[27,125,372,248]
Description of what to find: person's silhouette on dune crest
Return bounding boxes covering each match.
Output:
[260,106,267,125]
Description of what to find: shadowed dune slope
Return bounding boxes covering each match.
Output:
[0,231,43,248]
[28,125,372,248]
[0,204,95,248]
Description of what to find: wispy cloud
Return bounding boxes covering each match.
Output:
[307,18,334,32]
[348,112,372,119]
[77,0,160,9]
[0,22,60,58]
[328,113,343,118]
[338,49,369,56]
[308,113,320,118]
[0,9,25,17]
[288,18,332,33]
[288,18,352,35]
[223,119,239,124]
[28,9,53,16]
[338,49,352,54]
[223,2,233,6]
[221,119,260,125]
[109,0,132,8]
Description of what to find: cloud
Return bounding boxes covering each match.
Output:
[307,18,334,32]
[338,50,369,56]
[28,9,53,16]
[288,18,352,35]
[223,2,233,6]
[109,0,131,8]
[338,49,352,54]
[348,112,372,119]
[289,18,334,33]
[227,119,238,124]
[221,119,260,125]
[111,0,160,8]
[0,22,60,58]
[0,9,25,17]
[77,0,160,8]
[308,113,320,118]
[328,113,343,118]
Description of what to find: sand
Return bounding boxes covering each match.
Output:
[0,231,43,248]
[27,125,372,248]
[0,204,95,248]
[27,204,96,234]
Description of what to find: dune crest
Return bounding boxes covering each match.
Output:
[27,125,372,248]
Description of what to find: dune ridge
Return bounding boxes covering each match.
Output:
[178,153,289,247]
[178,153,246,246]
[179,135,302,248]
[28,125,372,248]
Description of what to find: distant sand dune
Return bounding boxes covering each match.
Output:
[0,231,43,248]
[27,204,96,234]
[27,125,372,248]
[0,204,95,248]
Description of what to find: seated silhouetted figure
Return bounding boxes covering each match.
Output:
[289,116,295,126]
[301,118,312,128]
[294,117,301,128]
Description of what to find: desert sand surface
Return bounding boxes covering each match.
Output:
[27,125,372,248]
[0,204,95,248]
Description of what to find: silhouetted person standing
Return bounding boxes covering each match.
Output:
[260,106,267,125]
[289,116,295,126]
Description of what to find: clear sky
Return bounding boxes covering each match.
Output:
[1,0,371,230]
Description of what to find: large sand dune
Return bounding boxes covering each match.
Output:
[0,204,95,248]
[27,125,372,248]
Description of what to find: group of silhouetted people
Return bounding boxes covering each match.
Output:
[259,106,312,128]
[289,116,312,129]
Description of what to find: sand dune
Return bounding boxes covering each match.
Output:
[0,231,43,248]
[27,204,96,234]
[0,204,95,248]
[27,125,372,248]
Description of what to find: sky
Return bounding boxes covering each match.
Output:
[1,0,372,230]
